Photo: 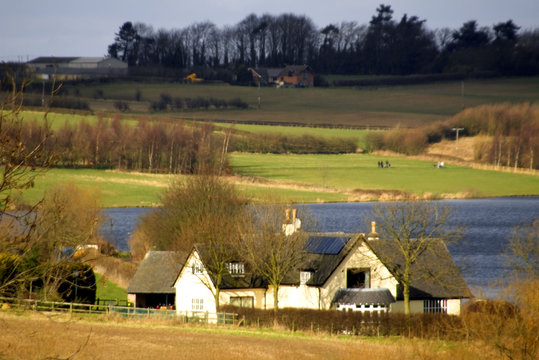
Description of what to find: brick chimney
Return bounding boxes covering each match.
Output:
[368,221,379,240]
[283,208,301,235]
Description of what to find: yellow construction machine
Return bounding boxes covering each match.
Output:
[184,73,203,83]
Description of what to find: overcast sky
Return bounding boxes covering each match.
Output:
[1,0,538,62]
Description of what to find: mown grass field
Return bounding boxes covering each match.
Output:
[21,153,539,208]
[230,153,539,198]
[60,77,539,128]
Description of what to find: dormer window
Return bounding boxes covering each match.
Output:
[347,268,370,289]
[300,271,313,285]
[226,262,245,276]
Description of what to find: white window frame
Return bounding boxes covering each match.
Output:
[229,296,254,308]
[423,299,448,313]
[300,271,313,285]
[225,262,245,276]
[191,298,204,311]
[192,262,204,275]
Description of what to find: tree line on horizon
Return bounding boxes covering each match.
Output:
[107,4,539,78]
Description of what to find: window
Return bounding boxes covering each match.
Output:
[229,296,254,308]
[346,268,370,289]
[191,298,204,311]
[192,262,204,274]
[300,271,313,285]
[423,299,447,313]
[226,262,245,276]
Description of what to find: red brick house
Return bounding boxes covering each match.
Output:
[253,65,314,87]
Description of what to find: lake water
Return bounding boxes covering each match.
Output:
[101,197,538,296]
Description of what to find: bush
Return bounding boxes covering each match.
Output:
[93,89,104,99]
[364,132,385,153]
[173,97,183,110]
[314,74,329,87]
[223,306,463,339]
[49,97,90,110]
[0,253,20,297]
[57,263,96,304]
[113,101,129,112]
[228,98,248,109]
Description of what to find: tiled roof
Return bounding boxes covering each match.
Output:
[367,238,472,299]
[279,65,313,76]
[127,251,187,294]
[27,57,78,64]
[332,288,396,305]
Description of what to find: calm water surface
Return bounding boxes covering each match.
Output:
[101,197,538,296]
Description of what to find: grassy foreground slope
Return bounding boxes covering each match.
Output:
[0,312,484,360]
[22,153,539,207]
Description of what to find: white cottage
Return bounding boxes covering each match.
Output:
[169,228,471,316]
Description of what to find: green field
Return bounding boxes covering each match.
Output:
[22,168,172,208]
[59,77,539,128]
[218,123,373,148]
[22,154,539,207]
[230,153,539,198]
[95,273,127,302]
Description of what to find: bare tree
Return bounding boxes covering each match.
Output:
[33,183,102,300]
[368,200,462,314]
[130,175,246,309]
[0,72,102,300]
[238,205,311,315]
[0,71,55,215]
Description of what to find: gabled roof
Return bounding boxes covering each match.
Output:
[282,234,360,286]
[279,65,313,76]
[127,251,187,294]
[366,238,472,299]
[192,243,266,289]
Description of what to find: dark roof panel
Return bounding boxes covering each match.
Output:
[332,288,396,305]
[305,236,349,254]
[28,56,78,64]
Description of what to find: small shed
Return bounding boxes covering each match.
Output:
[127,251,187,308]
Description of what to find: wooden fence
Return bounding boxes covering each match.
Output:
[0,297,237,324]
